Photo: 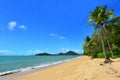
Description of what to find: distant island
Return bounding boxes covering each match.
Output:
[35,52,51,56]
[35,51,81,56]
[58,51,80,55]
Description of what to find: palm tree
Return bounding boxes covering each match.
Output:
[88,5,114,63]
[85,36,91,43]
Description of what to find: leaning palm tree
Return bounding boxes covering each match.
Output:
[88,5,114,63]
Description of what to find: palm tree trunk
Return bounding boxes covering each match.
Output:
[101,28,112,63]
[100,28,107,59]
[103,28,114,57]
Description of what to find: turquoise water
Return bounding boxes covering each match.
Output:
[0,56,79,75]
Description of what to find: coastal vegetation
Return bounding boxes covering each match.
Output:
[83,5,120,62]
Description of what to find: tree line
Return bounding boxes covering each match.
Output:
[83,5,120,63]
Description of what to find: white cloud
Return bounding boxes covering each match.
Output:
[50,33,66,39]
[45,48,49,50]
[33,50,42,53]
[59,49,81,54]
[26,50,42,55]
[74,50,80,53]
[8,21,27,31]
[8,21,17,30]
[19,25,27,30]
[0,50,14,55]
[50,33,57,37]
[60,48,69,53]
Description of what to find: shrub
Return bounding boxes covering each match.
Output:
[97,52,104,58]
[106,50,111,57]
[113,49,120,57]
[90,53,98,58]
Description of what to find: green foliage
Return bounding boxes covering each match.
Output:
[83,32,102,56]
[90,53,98,58]
[91,51,113,58]
[83,5,120,58]
[88,5,114,29]
[113,49,120,57]
[85,36,91,42]
[97,52,104,58]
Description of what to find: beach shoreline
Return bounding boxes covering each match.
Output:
[12,56,120,80]
[1,56,120,80]
[0,56,81,80]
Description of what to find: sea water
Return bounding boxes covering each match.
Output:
[0,56,79,76]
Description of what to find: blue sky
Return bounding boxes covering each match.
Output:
[0,0,119,55]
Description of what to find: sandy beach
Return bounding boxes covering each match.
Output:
[12,56,120,80]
